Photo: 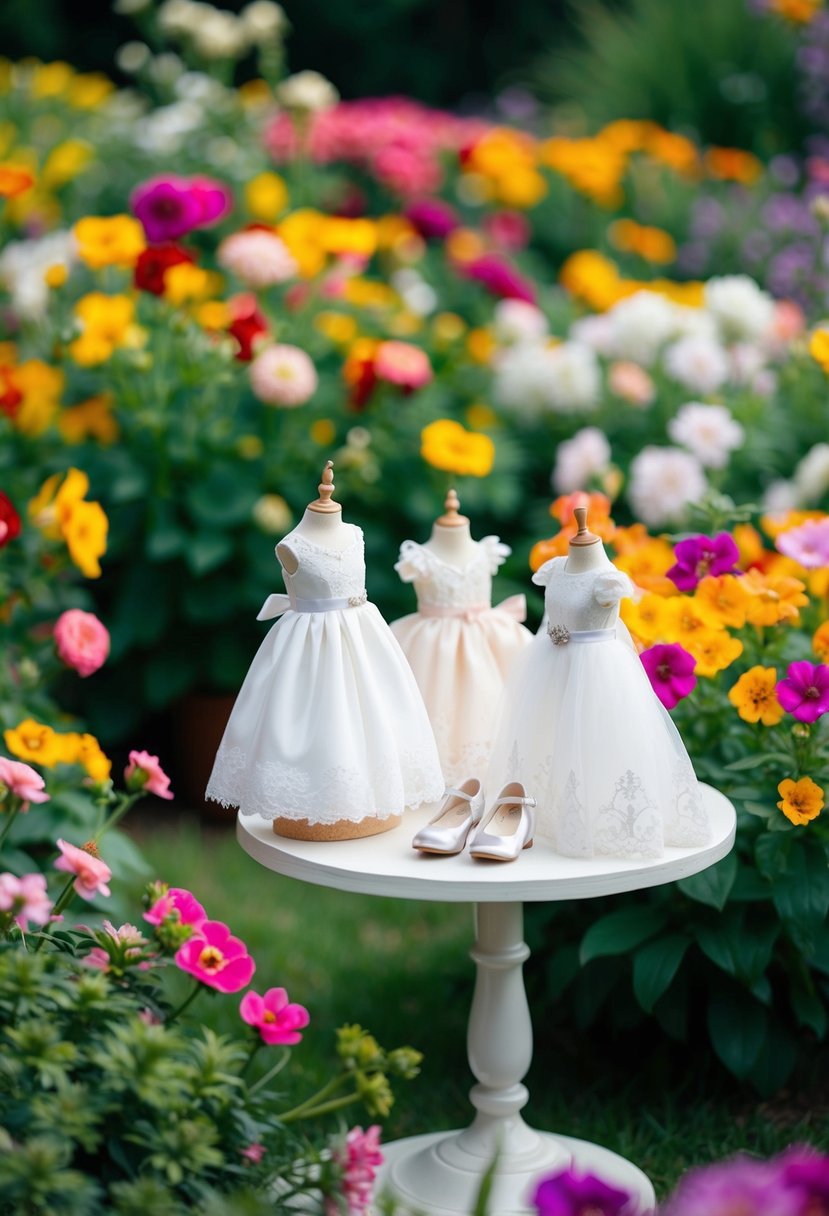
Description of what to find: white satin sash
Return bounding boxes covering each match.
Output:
[257,591,367,621]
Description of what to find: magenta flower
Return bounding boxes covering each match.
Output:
[779,1145,829,1205]
[54,839,112,900]
[330,1125,383,1216]
[777,518,829,568]
[667,532,740,592]
[241,1143,266,1165]
[240,987,310,1045]
[131,176,204,243]
[0,872,52,930]
[662,1156,804,1216]
[124,749,174,800]
[640,642,698,709]
[533,1167,631,1216]
[0,756,49,812]
[462,253,537,304]
[175,919,255,993]
[190,175,232,227]
[144,886,206,928]
[54,608,110,678]
[404,197,459,240]
[776,660,829,723]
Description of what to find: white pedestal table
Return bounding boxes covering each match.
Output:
[237,783,736,1216]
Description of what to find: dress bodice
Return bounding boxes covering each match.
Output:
[533,556,633,631]
[278,524,367,601]
[395,536,510,610]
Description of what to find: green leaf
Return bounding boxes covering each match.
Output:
[749,1022,798,1095]
[770,840,829,955]
[185,466,259,527]
[726,752,793,771]
[790,975,828,1038]
[186,531,235,576]
[742,801,775,820]
[677,850,737,910]
[632,934,689,1013]
[579,907,667,964]
[145,501,186,561]
[696,912,779,983]
[707,987,768,1081]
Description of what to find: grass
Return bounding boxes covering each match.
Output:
[129,811,829,1200]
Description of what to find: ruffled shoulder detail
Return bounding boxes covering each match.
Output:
[479,534,511,575]
[593,567,635,607]
[394,539,431,583]
[531,556,565,587]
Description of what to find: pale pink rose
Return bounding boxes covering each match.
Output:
[0,872,52,930]
[374,340,432,389]
[124,750,174,800]
[54,838,112,900]
[608,360,656,407]
[0,756,49,812]
[249,344,318,407]
[53,609,110,678]
[217,230,298,289]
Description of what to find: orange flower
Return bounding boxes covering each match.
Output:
[620,593,669,645]
[0,162,35,198]
[809,328,829,373]
[704,147,763,185]
[694,575,749,629]
[612,525,677,596]
[813,620,829,663]
[609,219,676,264]
[777,776,824,826]
[686,629,743,679]
[728,666,784,726]
[733,523,766,569]
[742,568,808,626]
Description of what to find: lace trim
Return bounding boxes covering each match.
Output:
[206,742,443,823]
[279,526,367,600]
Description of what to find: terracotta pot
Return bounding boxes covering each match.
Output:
[171,692,235,822]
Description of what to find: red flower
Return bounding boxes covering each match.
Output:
[227,294,269,361]
[134,244,195,295]
[0,367,22,418]
[0,491,21,548]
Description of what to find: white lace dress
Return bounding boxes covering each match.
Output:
[391,537,532,785]
[206,524,444,824]
[486,556,709,860]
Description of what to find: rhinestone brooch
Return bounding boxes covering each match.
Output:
[547,623,570,645]
[348,591,368,607]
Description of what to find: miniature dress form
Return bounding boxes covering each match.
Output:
[486,505,710,860]
[391,490,532,785]
[206,463,444,840]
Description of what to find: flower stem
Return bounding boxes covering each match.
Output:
[166,981,202,1023]
[246,1045,290,1092]
[0,801,21,855]
[33,875,76,953]
[94,792,141,843]
[275,1072,348,1116]
[281,1092,361,1124]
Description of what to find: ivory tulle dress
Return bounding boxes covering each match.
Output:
[486,556,710,860]
[391,536,532,785]
[206,524,444,825]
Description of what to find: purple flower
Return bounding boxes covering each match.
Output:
[776,660,829,724]
[662,1157,805,1216]
[405,197,459,239]
[779,1145,829,1206]
[640,643,697,710]
[131,174,232,243]
[667,533,740,592]
[462,253,537,303]
[532,1167,631,1216]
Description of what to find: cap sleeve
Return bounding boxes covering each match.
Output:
[479,534,511,575]
[593,568,635,607]
[531,556,565,587]
[394,539,430,584]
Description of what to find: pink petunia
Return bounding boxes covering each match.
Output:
[0,756,49,812]
[777,519,829,569]
[240,987,310,1045]
[54,608,111,678]
[124,750,174,800]
[0,872,52,930]
[640,643,698,710]
[776,660,829,724]
[374,340,432,390]
[175,920,255,993]
[54,838,112,900]
[144,886,206,928]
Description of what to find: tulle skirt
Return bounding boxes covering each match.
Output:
[206,603,444,824]
[391,610,531,785]
[486,628,710,859]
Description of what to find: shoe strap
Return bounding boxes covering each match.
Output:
[443,786,477,803]
[492,794,536,808]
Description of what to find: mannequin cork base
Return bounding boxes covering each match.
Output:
[273,814,402,842]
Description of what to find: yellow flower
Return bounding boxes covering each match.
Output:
[728,666,784,725]
[195,300,231,330]
[321,217,378,258]
[495,166,548,209]
[67,73,114,109]
[63,499,108,578]
[44,263,68,289]
[421,419,495,478]
[387,310,423,337]
[814,620,829,663]
[75,733,112,783]
[742,568,808,626]
[686,628,743,678]
[620,593,669,645]
[29,467,89,537]
[30,61,75,98]
[164,264,221,306]
[433,312,466,346]
[733,523,766,568]
[559,249,626,312]
[74,215,146,271]
[770,0,822,23]
[341,278,397,311]
[609,219,676,264]
[466,327,496,364]
[310,418,336,445]
[12,359,64,436]
[777,776,824,825]
[69,293,136,366]
[662,596,715,647]
[58,393,119,445]
[810,328,829,373]
[465,402,498,430]
[704,147,763,185]
[445,227,485,265]
[314,311,358,346]
[4,719,69,767]
[41,140,93,188]
[645,129,699,175]
[694,575,749,629]
[278,208,328,278]
[612,527,677,596]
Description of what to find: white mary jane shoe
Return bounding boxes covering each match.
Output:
[468,782,536,863]
[412,779,485,855]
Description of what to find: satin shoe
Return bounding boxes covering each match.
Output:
[468,782,536,862]
[412,779,485,855]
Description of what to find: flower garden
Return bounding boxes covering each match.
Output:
[3,0,829,1210]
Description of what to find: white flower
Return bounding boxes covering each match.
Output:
[157,0,202,36]
[133,101,201,153]
[146,53,185,86]
[277,70,339,114]
[0,230,75,321]
[493,299,548,345]
[218,230,297,288]
[191,9,249,59]
[173,71,227,103]
[763,480,799,512]
[495,341,600,415]
[794,443,829,503]
[239,0,287,41]
[252,494,292,534]
[552,427,612,494]
[545,342,601,412]
[704,275,775,343]
[249,344,318,407]
[663,334,730,394]
[115,42,151,73]
[628,446,707,527]
[669,306,718,343]
[569,313,616,356]
[667,402,745,469]
[605,291,679,366]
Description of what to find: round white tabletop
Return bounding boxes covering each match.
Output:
[236,782,736,903]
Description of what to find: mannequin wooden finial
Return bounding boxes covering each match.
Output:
[570,493,599,546]
[308,460,341,514]
[436,488,469,528]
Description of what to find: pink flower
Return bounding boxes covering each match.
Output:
[240,987,310,1045]
[131,176,204,243]
[249,344,318,407]
[667,533,740,592]
[53,608,111,678]
[608,360,656,407]
[462,253,537,304]
[0,756,49,812]
[482,210,531,252]
[83,946,111,971]
[330,1125,383,1216]
[374,340,432,390]
[241,1143,266,1165]
[0,872,52,930]
[124,750,174,800]
[54,839,112,900]
[777,518,829,568]
[533,1166,631,1216]
[640,643,698,710]
[144,886,206,928]
[217,230,298,288]
[175,920,255,992]
[776,660,829,724]
[190,176,232,227]
[404,198,459,240]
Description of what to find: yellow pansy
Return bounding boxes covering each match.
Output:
[612,527,677,596]
[685,628,743,678]
[245,171,289,221]
[74,215,146,271]
[12,359,64,436]
[496,166,548,209]
[777,776,824,825]
[662,596,716,647]
[733,523,766,568]
[195,300,231,330]
[4,719,71,767]
[421,419,495,478]
[58,394,119,446]
[728,666,784,726]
